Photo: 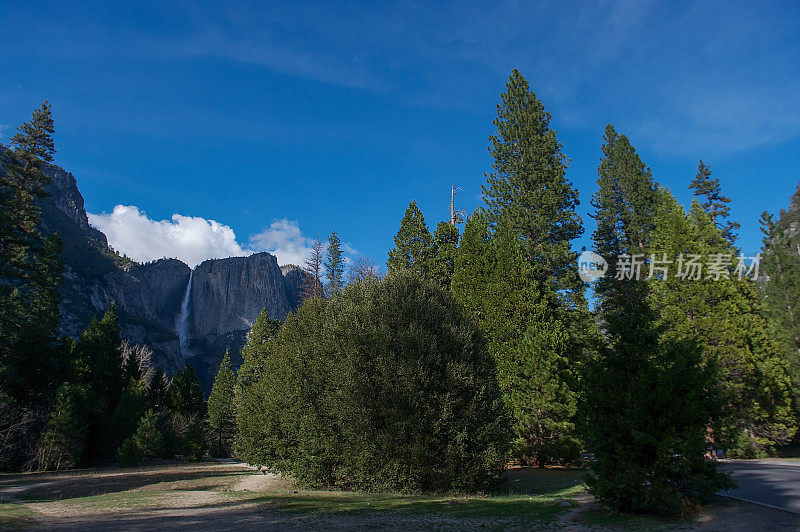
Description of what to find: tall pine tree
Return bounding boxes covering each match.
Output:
[759,182,800,430]
[324,230,345,297]
[0,102,65,412]
[387,201,434,277]
[584,126,730,514]
[482,70,583,306]
[207,350,236,457]
[453,213,580,466]
[689,160,739,244]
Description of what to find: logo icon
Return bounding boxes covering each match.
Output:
[578,251,608,282]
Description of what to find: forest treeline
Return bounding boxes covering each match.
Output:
[2,70,799,515]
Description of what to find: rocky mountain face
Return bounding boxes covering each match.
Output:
[31,158,308,390]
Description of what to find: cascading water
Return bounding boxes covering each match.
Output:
[176,269,194,358]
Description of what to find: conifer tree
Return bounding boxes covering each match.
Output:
[37,382,88,470]
[432,221,459,290]
[108,378,149,454]
[169,365,206,418]
[0,102,65,413]
[760,183,800,408]
[584,126,730,514]
[651,191,796,456]
[0,102,56,290]
[689,160,740,244]
[238,309,281,389]
[483,70,583,305]
[69,305,124,462]
[387,201,434,277]
[207,350,236,457]
[453,213,580,466]
[324,230,345,297]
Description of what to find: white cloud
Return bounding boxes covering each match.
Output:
[249,218,313,268]
[88,207,355,271]
[88,205,249,268]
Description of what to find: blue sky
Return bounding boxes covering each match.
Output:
[1,0,799,268]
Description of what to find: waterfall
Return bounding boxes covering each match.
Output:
[176,269,194,358]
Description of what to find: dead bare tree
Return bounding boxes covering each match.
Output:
[347,256,381,284]
[301,236,325,299]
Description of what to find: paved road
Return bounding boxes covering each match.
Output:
[719,460,800,514]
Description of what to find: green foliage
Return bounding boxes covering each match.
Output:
[182,415,207,460]
[0,103,66,470]
[237,273,510,493]
[238,309,281,389]
[133,409,164,460]
[71,305,124,409]
[650,191,797,456]
[483,70,583,304]
[387,201,434,277]
[169,365,206,418]
[116,438,140,467]
[689,160,739,244]
[759,183,800,417]
[116,409,165,467]
[108,379,150,454]
[69,305,124,463]
[505,324,580,467]
[207,350,236,457]
[452,214,581,467]
[37,383,88,470]
[324,230,345,296]
[432,221,459,290]
[584,127,731,515]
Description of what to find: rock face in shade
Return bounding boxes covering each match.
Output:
[21,152,308,390]
[181,253,307,390]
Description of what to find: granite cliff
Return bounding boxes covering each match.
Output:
[30,158,308,390]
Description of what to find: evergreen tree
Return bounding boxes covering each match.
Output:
[238,309,281,389]
[387,201,434,277]
[108,378,150,454]
[71,305,124,411]
[584,126,730,514]
[324,230,345,297]
[483,70,583,305]
[169,365,206,418]
[760,183,800,411]
[237,273,509,492]
[69,305,124,462]
[37,383,88,470]
[147,367,169,411]
[453,213,581,466]
[132,409,164,460]
[432,221,459,290]
[0,102,56,291]
[207,350,236,457]
[651,194,797,456]
[0,102,65,413]
[689,160,739,244]
[167,366,207,460]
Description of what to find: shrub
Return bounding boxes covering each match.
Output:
[237,272,510,493]
[133,409,164,460]
[116,437,139,467]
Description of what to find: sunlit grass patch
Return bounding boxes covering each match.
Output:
[0,503,37,529]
